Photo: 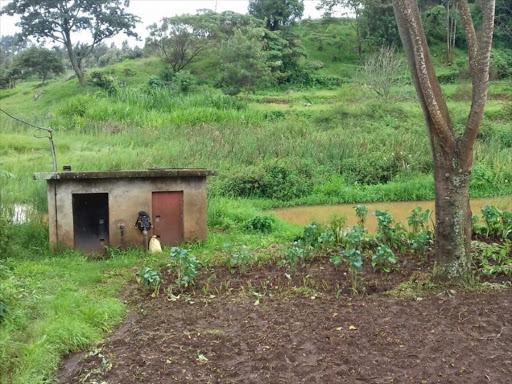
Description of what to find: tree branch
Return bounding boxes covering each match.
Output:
[459,0,496,170]
[393,0,455,155]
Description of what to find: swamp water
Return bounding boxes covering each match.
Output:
[273,197,512,233]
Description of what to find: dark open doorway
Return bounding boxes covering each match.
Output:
[72,193,109,254]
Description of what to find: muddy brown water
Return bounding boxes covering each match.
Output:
[273,197,512,232]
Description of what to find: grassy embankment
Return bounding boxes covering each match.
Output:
[1,19,512,384]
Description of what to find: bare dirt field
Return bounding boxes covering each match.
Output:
[60,253,512,384]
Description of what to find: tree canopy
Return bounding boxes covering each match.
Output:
[248,0,305,30]
[1,0,140,86]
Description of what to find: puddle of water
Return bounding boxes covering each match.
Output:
[12,204,30,223]
[7,204,36,224]
[273,197,512,233]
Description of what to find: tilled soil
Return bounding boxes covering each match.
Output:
[60,254,512,384]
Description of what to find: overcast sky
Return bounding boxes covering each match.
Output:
[0,0,333,47]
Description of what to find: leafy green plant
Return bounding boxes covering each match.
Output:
[136,267,161,295]
[472,241,512,276]
[303,222,322,247]
[284,241,307,270]
[330,248,363,293]
[328,214,346,243]
[169,247,198,288]
[343,225,365,251]
[244,215,275,233]
[410,229,432,253]
[375,209,405,248]
[355,205,369,228]
[407,206,433,253]
[318,230,336,248]
[481,205,502,237]
[230,246,255,274]
[407,206,432,233]
[371,245,396,273]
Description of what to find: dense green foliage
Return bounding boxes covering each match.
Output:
[248,0,304,30]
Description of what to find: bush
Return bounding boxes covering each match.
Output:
[342,152,404,185]
[244,215,275,233]
[90,71,117,93]
[220,161,313,200]
[490,49,512,79]
[437,71,460,84]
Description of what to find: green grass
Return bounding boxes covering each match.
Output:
[0,222,160,384]
[0,200,299,384]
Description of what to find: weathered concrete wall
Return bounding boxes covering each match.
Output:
[47,177,207,249]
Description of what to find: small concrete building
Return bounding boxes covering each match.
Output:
[34,169,217,253]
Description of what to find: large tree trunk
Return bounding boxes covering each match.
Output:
[432,151,473,283]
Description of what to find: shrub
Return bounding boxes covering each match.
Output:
[220,161,313,200]
[244,215,275,233]
[437,71,460,84]
[90,70,117,93]
[342,152,404,185]
[490,49,512,79]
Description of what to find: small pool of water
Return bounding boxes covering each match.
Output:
[273,197,512,233]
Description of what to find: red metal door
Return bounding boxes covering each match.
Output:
[152,191,184,246]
